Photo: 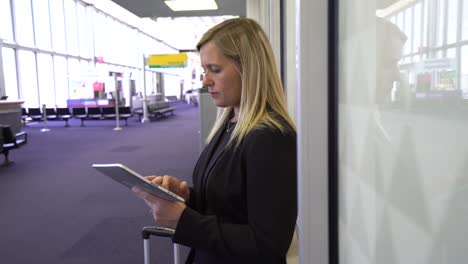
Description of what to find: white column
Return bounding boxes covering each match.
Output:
[285,0,297,124]
[246,0,281,72]
[142,55,150,123]
[0,38,6,97]
[296,0,329,263]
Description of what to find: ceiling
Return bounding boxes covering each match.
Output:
[109,0,245,50]
[110,0,246,18]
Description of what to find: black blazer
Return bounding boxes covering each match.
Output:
[173,118,297,264]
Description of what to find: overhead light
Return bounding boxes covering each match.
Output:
[164,0,218,11]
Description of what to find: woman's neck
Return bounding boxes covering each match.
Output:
[231,107,239,122]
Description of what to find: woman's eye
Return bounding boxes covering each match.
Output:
[210,67,221,73]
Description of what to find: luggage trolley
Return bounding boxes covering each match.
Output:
[142,226,180,264]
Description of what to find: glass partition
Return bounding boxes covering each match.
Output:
[338,0,468,263]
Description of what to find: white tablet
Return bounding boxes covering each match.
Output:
[92,163,185,203]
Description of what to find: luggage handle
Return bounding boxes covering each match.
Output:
[142,226,175,239]
[142,226,180,264]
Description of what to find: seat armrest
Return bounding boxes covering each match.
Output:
[15,131,28,144]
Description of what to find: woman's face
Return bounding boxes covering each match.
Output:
[200,42,242,109]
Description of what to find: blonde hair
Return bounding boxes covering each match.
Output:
[197,18,295,147]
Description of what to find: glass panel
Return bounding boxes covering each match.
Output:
[54,56,69,106]
[2,47,18,99]
[13,0,35,45]
[32,0,52,49]
[64,0,78,55]
[461,46,468,99]
[446,0,458,44]
[0,0,14,41]
[49,0,66,53]
[17,50,38,108]
[37,54,55,107]
[339,0,468,263]
[463,0,468,40]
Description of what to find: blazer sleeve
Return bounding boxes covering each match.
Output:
[173,128,297,258]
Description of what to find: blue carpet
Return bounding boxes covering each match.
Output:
[0,102,200,264]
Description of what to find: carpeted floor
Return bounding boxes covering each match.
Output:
[0,102,200,264]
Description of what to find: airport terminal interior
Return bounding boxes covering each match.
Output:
[1,0,468,263]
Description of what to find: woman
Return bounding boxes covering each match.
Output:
[133,18,297,263]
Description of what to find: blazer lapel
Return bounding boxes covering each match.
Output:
[193,126,225,206]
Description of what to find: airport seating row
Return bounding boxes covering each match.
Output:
[22,107,135,127]
[133,101,175,120]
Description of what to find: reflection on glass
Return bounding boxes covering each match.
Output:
[464,0,468,40]
[446,0,458,44]
[339,0,468,263]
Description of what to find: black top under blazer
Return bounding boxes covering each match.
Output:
[173,116,297,264]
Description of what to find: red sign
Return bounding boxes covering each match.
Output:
[93,82,103,91]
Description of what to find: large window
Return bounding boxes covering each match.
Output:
[93,12,108,59]
[13,0,35,46]
[32,0,52,49]
[0,0,14,41]
[67,58,81,99]
[37,54,55,107]
[446,0,458,44]
[436,0,446,46]
[54,56,69,106]
[461,46,468,98]
[76,3,90,58]
[463,0,468,40]
[2,48,18,99]
[0,0,177,108]
[64,0,79,55]
[413,3,422,54]
[17,50,38,108]
[49,0,66,53]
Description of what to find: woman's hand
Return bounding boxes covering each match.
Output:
[146,175,190,201]
[132,186,186,229]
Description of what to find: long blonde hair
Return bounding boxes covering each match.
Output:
[197,18,295,147]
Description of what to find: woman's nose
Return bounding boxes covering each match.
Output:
[202,74,212,87]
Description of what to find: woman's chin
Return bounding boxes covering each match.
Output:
[212,100,226,108]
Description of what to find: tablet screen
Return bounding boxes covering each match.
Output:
[92,163,185,203]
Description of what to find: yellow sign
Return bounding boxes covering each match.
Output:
[147,53,188,68]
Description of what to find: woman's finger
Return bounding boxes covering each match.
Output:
[161,175,173,190]
[152,176,164,185]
